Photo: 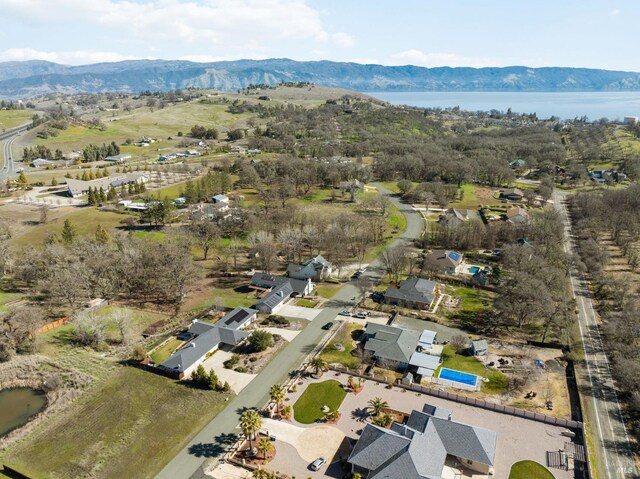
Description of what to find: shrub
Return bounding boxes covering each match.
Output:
[224,353,241,369]
[235,366,249,373]
[131,344,147,361]
[247,330,273,352]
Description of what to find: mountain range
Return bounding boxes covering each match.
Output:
[2,58,640,98]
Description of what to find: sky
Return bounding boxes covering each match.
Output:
[0,0,638,71]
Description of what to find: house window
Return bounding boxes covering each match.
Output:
[466,459,473,465]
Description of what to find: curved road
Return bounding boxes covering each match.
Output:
[0,124,29,180]
[554,190,638,479]
[156,183,424,479]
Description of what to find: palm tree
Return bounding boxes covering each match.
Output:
[367,397,388,417]
[309,357,328,377]
[269,384,286,414]
[372,413,393,428]
[239,409,263,452]
[257,437,273,462]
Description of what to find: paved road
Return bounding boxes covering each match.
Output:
[0,124,28,180]
[156,184,424,479]
[554,190,639,479]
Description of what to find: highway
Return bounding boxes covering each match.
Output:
[155,183,425,479]
[554,190,639,479]
[0,124,28,180]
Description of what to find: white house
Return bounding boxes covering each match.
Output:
[105,154,132,163]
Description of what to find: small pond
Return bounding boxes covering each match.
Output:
[0,387,47,437]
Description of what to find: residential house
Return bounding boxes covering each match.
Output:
[471,339,488,356]
[212,194,229,204]
[104,154,132,163]
[247,148,262,155]
[348,403,497,478]
[438,208,481,228]
[422,250,463,275]
[254,282,293,314]
[409,329,442,378]
[65,173,149,198]
[191,202,230,221]
[506,206,531,224]
[500,188,524,202]
[159,307,258,378]
[287,255,332,281]
[384,277,438,310]
[31,158,56,168]
[364,323,420,371]
[509,159,527,169]
[250,273,313,297]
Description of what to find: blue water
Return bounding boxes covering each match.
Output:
[365,91,640,121]
[468,266,481,274]
[438,368,478,387]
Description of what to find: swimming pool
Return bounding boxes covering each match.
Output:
[438,368,479,387]
[468,266,481,274]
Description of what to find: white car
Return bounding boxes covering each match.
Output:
[338,310,352,316]
[310,457,327,471]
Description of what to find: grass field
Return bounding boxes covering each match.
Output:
[0,110,32,131]
[436,345,508,395]
[150,338,184,364]
[508,460,554,479]
[447,285,496,313]
[315,283,342,299]
[11,207,132,248]
[293,380,347,424]
[319,322,363,369]
[295,298,318,308]
[2,367,231,479]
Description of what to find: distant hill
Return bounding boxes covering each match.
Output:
[2,58,640,98]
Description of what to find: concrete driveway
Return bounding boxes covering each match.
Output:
[279,304,323,321]
[259,326,301,342]
[201,350,256,393]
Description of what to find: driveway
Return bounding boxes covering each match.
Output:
[279,304,323,320]
[259,326,301,342]
[201,350,256,394]
[262,418,345,462]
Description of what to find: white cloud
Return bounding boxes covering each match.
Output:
[0,48,146,65]
[610,8,621,16]
[388,49,501,68]
[331,32,354,48]
[0,0,335,47]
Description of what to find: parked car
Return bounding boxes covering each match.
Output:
[322,322,334,330]
[357,267,367,274]
[370,292,384,301]
[310,457,327,471]
[338,310,352,316]
[353,312,367,319]
[351,272,362,279]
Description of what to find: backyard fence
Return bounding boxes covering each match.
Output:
[330,365,583,430]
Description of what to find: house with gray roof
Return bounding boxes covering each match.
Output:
[384,277,437,310]
[471,339,488,356]
[364,323,421,371]
[506,206,531,224]
[348,403,497,478]
[500,187,524,202]
[287,255,332,281]
[423,250,463,275]
[250,273,313,297]
[438,208,481,228]
[255,281,293,314]
[159,307,257,378]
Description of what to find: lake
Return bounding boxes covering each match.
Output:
[365,91,640,121]
[0,387,47,437]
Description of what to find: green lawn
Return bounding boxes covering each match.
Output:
[436,345,508,395]
[295,298,318,308]
[0,110,33,131]
[319,323,363,369]
[315,283,342,299]
[2,367,231,479]
[150,338,184,365]
[293,380,347,424]
[508,460,554,479]
[191,285,257,311]
[447,285,496,313]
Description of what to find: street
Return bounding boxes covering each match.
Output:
[0,124,28,181]
[155,183,424,479]
[554,190,639,479]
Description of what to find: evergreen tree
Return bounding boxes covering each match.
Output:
[17,171,28,186]
[89,170,96,180]
[51,177,58,186]
[128,183,134,194]
[99,187,106,203]
[87,187,97,206]
[81,170,89,181]
[65,172,72,179]
[107,187,117,201]
[208,369,219,390]
[61,219,76,245]
[95,224,109,245]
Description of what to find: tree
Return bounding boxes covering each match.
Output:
[367,397,388,417]
[252,469,276,479]
[257,436,272,461]
[372,413,393,427]
[239,408,263,452]
[189,219,219,260]
[208,369,220,390]
[248,330,273,352]
[309,357,327,377]
[61,219,76,245]
[381,245,408,284]
[190,364,209,388]
[39,204,49,224]
[269,384,286,414]
[17,171,28,186]
[95,224,110,245]
[450,334,469,354]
